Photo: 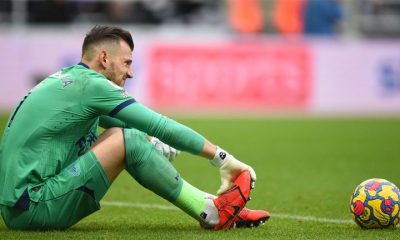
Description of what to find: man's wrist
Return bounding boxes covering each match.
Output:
[209,147,229,168]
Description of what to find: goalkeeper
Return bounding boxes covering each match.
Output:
[0,25,268,230]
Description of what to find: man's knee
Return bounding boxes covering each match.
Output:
[123,128,153,168]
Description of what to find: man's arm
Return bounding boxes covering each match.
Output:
[112,102,204,155]
[100,115,182,162]
[83,76,255,193]
[112,101,256,193]
[99,115,128,129]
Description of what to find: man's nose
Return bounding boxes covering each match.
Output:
[127,69,133,79]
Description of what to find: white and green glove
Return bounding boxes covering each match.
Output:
[209,147,257,195]
[150,137,181,162]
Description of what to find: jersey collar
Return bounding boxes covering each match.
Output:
[78,62,90,69]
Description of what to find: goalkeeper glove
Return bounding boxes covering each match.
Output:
[209,147,256,195]
[150,137,181,162]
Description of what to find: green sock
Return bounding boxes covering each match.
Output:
[123,129,218,225]
[173,180,217,222]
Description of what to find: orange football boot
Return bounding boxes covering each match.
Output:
[235,208,270,228]
[210,171,252,230]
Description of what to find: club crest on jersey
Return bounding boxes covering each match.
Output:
[68,163,81,177]
[120,89,130,98]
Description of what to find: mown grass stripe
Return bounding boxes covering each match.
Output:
[101,200,354,225]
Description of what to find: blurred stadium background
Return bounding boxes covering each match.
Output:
[1,1,400,238]
[0,0,399,115]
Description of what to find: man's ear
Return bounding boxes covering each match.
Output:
[99,50,108,69]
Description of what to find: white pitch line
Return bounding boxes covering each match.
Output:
[102,201,178,211]
[101,200,353,225]
[272,213,353,224]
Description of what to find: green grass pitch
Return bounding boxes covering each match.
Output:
[0,113,399,239]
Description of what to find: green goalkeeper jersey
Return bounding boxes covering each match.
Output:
[0,63,205,207]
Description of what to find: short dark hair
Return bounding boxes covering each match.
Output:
[82,25,134,57]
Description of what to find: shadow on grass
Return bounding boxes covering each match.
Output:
[0,221,208,235]
[71,221,202,232]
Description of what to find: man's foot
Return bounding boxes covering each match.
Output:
[210,171,252,230]
[235,208,270,228]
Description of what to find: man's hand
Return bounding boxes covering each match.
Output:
[150,137,180,162]
[209,147,256,195]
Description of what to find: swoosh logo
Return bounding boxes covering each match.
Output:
[232,205,241,215]
[220,205,242,228]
